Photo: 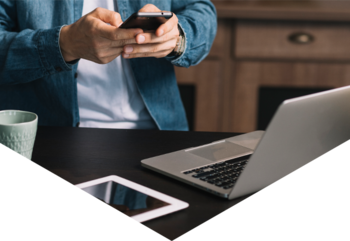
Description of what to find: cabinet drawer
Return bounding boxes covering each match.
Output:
[235,20,350,61]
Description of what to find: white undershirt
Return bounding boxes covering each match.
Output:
[77,0,156,129]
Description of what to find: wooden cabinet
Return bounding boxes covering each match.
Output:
[235,20,350,61]
[175,19,233,132]
[175,1,350,133]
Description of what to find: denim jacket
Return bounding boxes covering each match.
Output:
[0,0,217,130]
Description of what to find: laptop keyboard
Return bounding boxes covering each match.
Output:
[182,155,251,190]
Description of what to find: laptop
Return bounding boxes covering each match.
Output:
[141,86,350,200]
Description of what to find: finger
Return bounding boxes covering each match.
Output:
[95,21,143,41]
[138,4,161,13]
[123,50,170,59]
[98,53,123,64]
[136,32,160,44]
[110,37,138,47]
[91,35,136,49]
[123,41,176,55]
[91,7,123,27]
[156,13,178,37]
[85,46,123,64]
[98,47,124,59]
[135,27,178,44]
[89,8,143,40]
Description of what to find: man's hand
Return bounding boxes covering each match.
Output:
[60,7,143,64]
[122,4,180,59]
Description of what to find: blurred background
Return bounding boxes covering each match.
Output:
[175,0,350,133]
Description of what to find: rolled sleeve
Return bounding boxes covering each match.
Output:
[36,25,74,75]
[167,0,217,68]
[164,22,188,65]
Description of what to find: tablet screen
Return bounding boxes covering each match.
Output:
[81,181,170,217]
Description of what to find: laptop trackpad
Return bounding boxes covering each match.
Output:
[187,141,252,162]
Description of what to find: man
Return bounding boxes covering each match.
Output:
[0,0,217,131]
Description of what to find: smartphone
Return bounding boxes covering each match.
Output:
[119,12,173,31]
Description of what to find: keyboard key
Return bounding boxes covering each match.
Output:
[217,181,232,187]
[206,175,218,181]
[232,177,238,181]
[197,170,206,174]
[226,159,237,164]
[226,159,239,165]
[210,174,218,178]
[192,170,215,178]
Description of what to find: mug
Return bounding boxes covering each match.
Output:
[0,110,38,159]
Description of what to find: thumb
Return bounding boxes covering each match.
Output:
[91,7,123,27]
[138,4,161,13]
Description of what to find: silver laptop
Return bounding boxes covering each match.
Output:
[141,86,350,200]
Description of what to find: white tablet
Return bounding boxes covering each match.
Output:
[76,175,189,222]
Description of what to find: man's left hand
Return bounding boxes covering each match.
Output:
[122,4,180,59]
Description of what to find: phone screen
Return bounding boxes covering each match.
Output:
[81,181,170,217]
[120,12,172,30]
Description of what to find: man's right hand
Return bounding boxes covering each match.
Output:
[59,7,143,64]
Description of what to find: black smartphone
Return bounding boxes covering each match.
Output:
[119,12,173,31]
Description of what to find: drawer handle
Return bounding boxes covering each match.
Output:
[288,32,314,44]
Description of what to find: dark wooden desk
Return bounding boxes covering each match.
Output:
[31,127,251,240]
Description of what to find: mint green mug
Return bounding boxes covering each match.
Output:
[0,110,38,159]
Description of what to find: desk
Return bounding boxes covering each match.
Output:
[31,126,251,240]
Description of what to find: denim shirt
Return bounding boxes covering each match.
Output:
[0,0,217,130]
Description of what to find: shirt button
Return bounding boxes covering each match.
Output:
[55,66,63,72]
[74,72,78,78]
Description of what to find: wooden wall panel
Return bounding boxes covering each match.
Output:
[175,60,222,132]
[230,61,350,133]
